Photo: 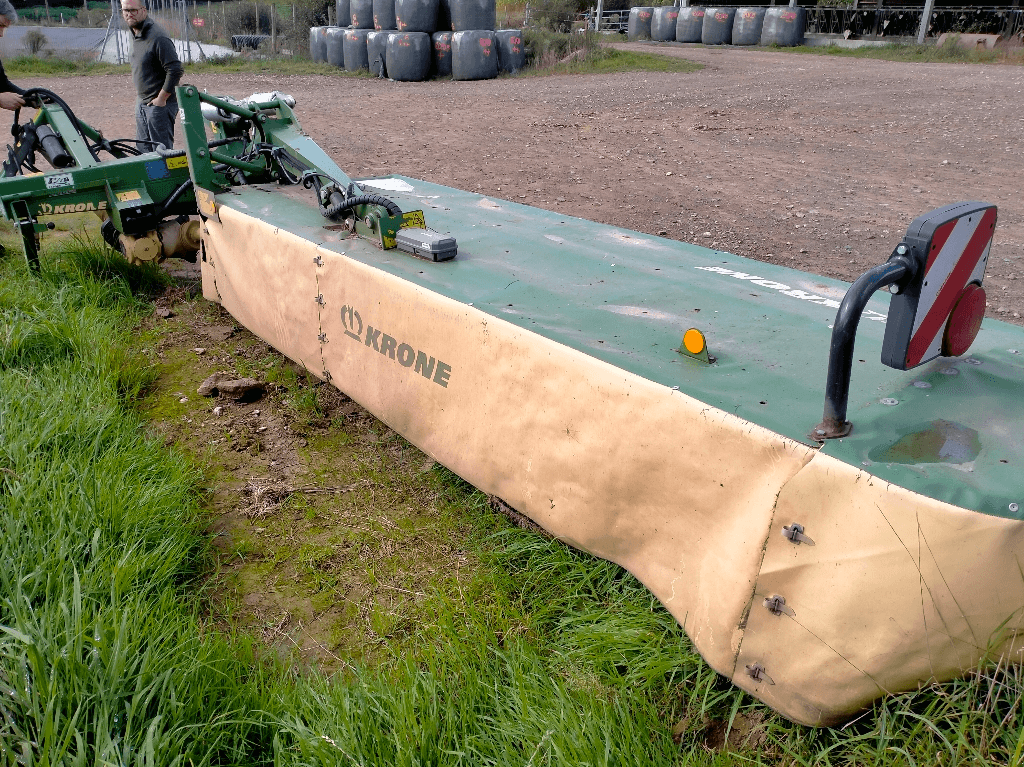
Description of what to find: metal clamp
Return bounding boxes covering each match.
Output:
[781,523,814,546]
[763,595,795,617]
[745,663,775,685]
[314,294,325,307]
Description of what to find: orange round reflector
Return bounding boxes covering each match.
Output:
[942,283,986,358]
[683,328,706,355]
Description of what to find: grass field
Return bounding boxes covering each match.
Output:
[2,234,1024,764]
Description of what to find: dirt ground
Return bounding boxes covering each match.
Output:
[24,47,1023,667]
[26,44,1024,318]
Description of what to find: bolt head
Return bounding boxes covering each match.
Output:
[896,244,908,255]
[1011,503,1020,513]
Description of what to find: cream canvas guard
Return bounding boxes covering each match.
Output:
[201,203,1024,727]
[733,453,1024,725]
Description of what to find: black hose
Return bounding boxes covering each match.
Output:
[323,193,402,219]
[20,88,101,162]
[157,178,194,217]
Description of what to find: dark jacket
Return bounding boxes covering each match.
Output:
[131,17,184,103]
[0,59,24,95]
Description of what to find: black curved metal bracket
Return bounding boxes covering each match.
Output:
[811,247,916,441]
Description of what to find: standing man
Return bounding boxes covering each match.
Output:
[0,0,26,111]
[122,0,183,150]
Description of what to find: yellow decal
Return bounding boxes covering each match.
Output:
[165,155,189,170]
[195,187,218,220]
[116,190,142,202]
[400,210,426,230]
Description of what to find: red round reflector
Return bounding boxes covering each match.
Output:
[942,283,986,358]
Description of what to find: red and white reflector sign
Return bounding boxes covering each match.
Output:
[881,202,997,371]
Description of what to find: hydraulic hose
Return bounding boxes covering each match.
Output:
[322,193,402,219]
[157,178,194,218]
[20,88,102,162]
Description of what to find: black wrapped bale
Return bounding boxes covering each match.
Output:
[651,6,678,41]
[626,7,653,40]
[325,26,347,67]
[350,0,374,27]
[309,26,328,61]
[450,0,495,31]
[732,7,766,45]
[451,30,497,80]
[675,6,705,41]
[495,29,524,74]
[374,0,397,28]
[336,0,351,29]
[396,0,438,31]
[367,30,391,75]
[343,28,371,69]
[432,30,453,76]
[701,7,735,45]
[388,31,431,80]
[761,6,805,46]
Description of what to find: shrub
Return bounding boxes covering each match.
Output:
[22,29,48,55]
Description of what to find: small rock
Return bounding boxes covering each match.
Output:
[703,232,712,237]
[213,406,225,416]
[155,307,174,319]
[666,171,673,176]
[192,347,206,355]
[200,325,234,342]
[941,159,949,165]
[658,230,668,236]
[557,196,566,202]
[197,372,265,400]
[179,397,188,404]
[253,410,261,416]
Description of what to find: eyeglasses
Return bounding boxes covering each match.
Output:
[122,7,143,14]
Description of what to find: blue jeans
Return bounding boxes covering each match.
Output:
[135,99,178,151]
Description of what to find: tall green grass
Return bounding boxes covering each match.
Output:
[0,241,270,763]
[2,239,1024,765]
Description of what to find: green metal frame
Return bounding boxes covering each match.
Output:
[0,86,428,270]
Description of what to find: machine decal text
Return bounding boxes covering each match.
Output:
[694,265,887,322]
[341,304,452,387]
[44,173,73,190]
[37,200,108,215]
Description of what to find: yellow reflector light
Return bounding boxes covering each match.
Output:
[683,328,706,355]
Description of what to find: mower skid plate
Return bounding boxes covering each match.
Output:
[199,178,1024,726]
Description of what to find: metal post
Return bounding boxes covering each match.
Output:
[271,8,277,52]
[872,0,883,36]
[814,252,914,440]
[594,0,602,30]
[916,0,935,44]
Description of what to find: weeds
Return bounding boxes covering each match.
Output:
[789,37,1024,65]
[525,30,701,74]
